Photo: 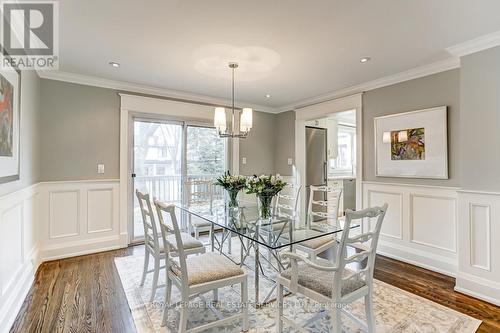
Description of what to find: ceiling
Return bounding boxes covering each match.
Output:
[58,0,500,109]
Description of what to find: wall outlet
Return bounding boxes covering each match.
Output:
[97,163,105,174]
[242,157,247,165]
[287,158,293,166]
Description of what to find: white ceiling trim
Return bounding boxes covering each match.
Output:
[446,30,500,57]
[277,57,460,112]
[37,70,277,113]
[38,57,460,114]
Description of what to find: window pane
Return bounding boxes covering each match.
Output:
[186,126,226,177]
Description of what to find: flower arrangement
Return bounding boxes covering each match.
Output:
[214,171,247,207]
[246,175,287,219]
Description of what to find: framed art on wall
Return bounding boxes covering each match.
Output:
[0,50,21,184]
[374,106,448,179]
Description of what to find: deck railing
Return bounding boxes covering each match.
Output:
[134,174,224,203]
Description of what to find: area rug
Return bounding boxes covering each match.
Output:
[114,246,481,333]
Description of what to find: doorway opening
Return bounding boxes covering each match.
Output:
[304,110,357,219]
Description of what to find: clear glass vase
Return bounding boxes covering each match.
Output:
[227,189,239,208]
[258,194,274,220]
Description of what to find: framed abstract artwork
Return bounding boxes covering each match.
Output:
[374,106,448,179]
[0,51,21,184]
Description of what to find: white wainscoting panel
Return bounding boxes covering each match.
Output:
[38,180,125,261]
[456,190,500,306]
[49,190,80,239]
[0,184,39,333]
[410,194,456,252]
[469,203,491,271]
[363,181,458,276]
[87,188,114,234]
[366,190,403,240]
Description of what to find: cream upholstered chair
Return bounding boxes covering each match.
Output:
[276,204,388,333]
[263,184,302,266]
[294,185,342,260]
[136,190,205,302]
[154,201,249,333]
[185,179,213,238]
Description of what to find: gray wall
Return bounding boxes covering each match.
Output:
[362,69,460,187]
[460,46,500,192]
[39,79,120,181]
[239,111,276,175]
[274,111,295,176]
[39,78,278,181]
[0,71,40,197]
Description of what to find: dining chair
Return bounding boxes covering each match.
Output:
[154,200,249,333]
[294,185,342,261]
[264,184,302,266]
[276,203,388,333]
[136,190,205,302]
[185,179,231,253]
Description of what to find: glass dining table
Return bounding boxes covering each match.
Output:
[176,200,359,306]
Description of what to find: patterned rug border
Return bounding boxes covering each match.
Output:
[114,253,481,333]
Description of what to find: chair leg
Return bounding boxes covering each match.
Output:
[330,305,342,333]
[241,278,249,332]
[179,295,189,333]
[161,275,173,326]
[227,232,232,254]
[195,227,199,239]
[150,257,160,302]
[365,292,376,333]
[140,250,150,286]
[276,282,284,333]
[213,288,219,303]
[188,215,193,235]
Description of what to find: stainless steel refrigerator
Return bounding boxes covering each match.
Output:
[305,126,328,221]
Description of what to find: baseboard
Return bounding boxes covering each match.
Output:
[455,272,500,306]
[40,234,128,262]
[377,241,457,277]
[0,248,40,333]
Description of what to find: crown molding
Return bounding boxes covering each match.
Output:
[37,70,277,113]
[38,56,460,115]
[446,30,500,57]
[278,57,460,112]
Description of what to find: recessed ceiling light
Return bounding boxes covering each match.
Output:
[360,57,371,63]
[265,94,271,98]
[109,61,120,68]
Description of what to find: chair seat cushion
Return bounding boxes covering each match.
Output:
[170,252,244,285]
[299,234,337,249]
[191,219,223,230]
[281,230,337,249]
[165,233,204,251]
[281,263,366,297]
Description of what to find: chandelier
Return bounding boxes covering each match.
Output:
[214,62,253,138]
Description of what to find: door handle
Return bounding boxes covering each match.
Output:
[323,162,328,182]
[131,173,136,178]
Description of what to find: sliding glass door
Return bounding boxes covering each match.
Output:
[131,119,227,243]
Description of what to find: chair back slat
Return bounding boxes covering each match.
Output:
[307,185,342,225]
[185,179,214,207]
[332,203,388,299]
[274,184,302,219]
[154,201,188,280]
[136,190,160,251]
[153,200,175,263]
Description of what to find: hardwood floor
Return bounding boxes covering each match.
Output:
[10,246,500,333]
